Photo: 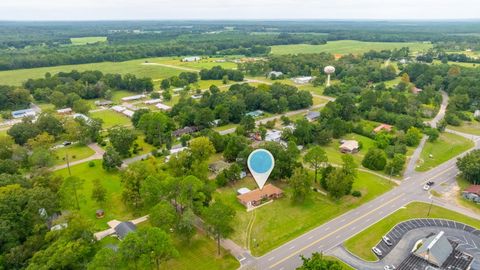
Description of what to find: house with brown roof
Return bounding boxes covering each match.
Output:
[237,184,283,210]
[373,124,393,133]
[462,185,480,203]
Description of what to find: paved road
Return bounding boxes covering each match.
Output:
[52,143,105,171]
[242,130,480,269]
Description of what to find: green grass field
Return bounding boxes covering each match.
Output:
[0,57,184,86]
[55,160,135,230]
[344,202,480,261]
[90,109,132,129]
[270,40,433,55]
[217,170,394,256]
[53,144,95,165]
[448,120,480,136]
[70,36,107,45]
[416,132,473,172]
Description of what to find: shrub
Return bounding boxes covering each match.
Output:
[352,190,362,197]
[88,161,95,167]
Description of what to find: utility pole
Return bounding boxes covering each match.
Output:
[427,195,433,217]
[66,151,71,177]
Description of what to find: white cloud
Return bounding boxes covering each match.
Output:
[0,0,479,20]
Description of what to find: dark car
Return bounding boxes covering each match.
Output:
[63,141,72,146]
[427,181,434,186]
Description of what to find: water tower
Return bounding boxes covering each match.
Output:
[324,66,335,87]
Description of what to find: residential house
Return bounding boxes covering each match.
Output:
[122,109,135,118]
[373,124,393,133]
[268,71,284,79]
[172,126,198,137]
[121,94,146,102]
[56,108,72,115]
[208,160,230,174]
[305,111,320,122]
[339,140,359,153]
[265,129,282,142]
[237,184,284,209]
[11,108,36,119]
[112,105,126,113]
[182,56,201,62]
[95,100,113,106]
[245,110,264,118]
[292,76,313,85]
[114,221,136,240]
[144,99,162,105]
[462,185,480,203]
[155,103,172,111]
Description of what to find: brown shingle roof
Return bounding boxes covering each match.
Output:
[464,185,480,195]
[237,184,283,204]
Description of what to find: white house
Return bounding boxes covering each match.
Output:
[144,99,162,105]
[155,103,172,111]
[11,108,36,119]
[292,76,313,85]
[268,71,284,79]
[474,110,480,118]
[122,110,135,118]
[182,56,201,62]
[112,105,126,113]
[56,108,72,115]
[265,129,283,142]
[121,94,146,102]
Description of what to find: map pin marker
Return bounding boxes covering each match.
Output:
[247,149,275,190]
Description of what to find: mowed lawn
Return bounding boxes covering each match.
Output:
[416,132,473,172]
[270,40,433,55]
[90,109,132,129]
[344,202,480,261]
[70,36,107,45]
[55,160,135,230]
[448,120,480,136]
[53,144,95,165]
[217,170,395,256]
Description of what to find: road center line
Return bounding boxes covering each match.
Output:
[268,193,404,269]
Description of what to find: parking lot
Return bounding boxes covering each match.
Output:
[373,218,480,259]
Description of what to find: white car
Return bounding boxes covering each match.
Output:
[384,265,395,270]
[423,184,431,191]
[382,236,393,246]
[372,247,383,256]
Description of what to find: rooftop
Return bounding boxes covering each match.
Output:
[114,221,136,240]
[237,184,283,204]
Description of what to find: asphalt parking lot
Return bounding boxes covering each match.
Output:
[373,218,480,259]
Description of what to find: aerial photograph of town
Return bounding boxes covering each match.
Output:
[1,0,480,269]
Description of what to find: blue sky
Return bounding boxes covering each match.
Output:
[1,0,479,20]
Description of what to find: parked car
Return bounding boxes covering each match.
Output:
[63,141,72,146]
[384,265,395,270]
[423,184,431,191]
[372,247,383,256]
[382,236,393,246]
[427,181,434,186]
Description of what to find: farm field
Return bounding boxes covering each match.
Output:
[217,170,395,256]
[416,132,474,172]
[270,40,433,55]
[344,202,480,261]
[70,36,107,45]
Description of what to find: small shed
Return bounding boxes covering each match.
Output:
[305,111,320,122]
[208,160,231,174]
[96,209,105,219]
[245,110,264,118]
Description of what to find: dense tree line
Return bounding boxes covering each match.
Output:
[171,83,312,128]
[199,66,244,81]
[23,70,153,106]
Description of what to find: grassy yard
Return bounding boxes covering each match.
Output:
[0,57,184,86]
[456,177,480,214]
[270,40,433,55]
[90,110,132,129]
[70,36,107,45]
[416,132,473,172]
[448,120,480,136]
[100,225,239,270]
[155,57,238,70]
[55,160,136,230]
[217,170,395,256]
[344,202,480,261]
[53,144,95,165]
[322,133,376,166]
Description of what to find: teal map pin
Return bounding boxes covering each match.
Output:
[247,149,275,190]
